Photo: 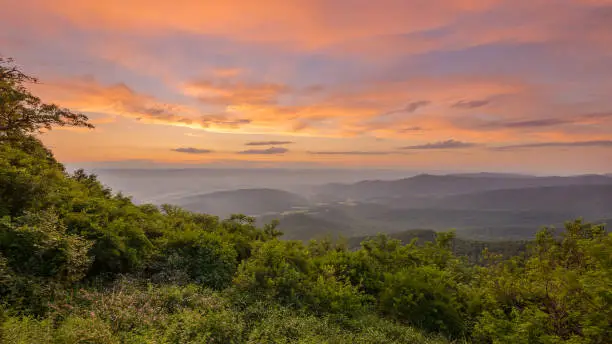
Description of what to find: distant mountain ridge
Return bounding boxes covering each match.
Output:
[274,175,612,241]
[314,173,612,202]
[432,184,612,218]
[177,188,309,218]
[176,173,612,242]
[447,172,535,179]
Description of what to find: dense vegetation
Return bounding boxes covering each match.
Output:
[347,229,529,264]
[1,59,611,343]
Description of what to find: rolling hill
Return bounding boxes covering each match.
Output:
[267,205,576,241]
[177,188,310,218]
[431,184,612,218]
[266,181,612,241]
[314,174,612,202]
[174,174,612,242]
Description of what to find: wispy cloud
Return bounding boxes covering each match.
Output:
[34,78,253,131]
[171,147,214,154]
[581,112,612,121]
[35,72,542,140]
[494,140,612,150]
[401,139,477,149]
[238,147,289,155]
[452,99,490,109]
[245,140,294,146]
[185,132,205,138]
[30,0,612,56]
[10,0,612,171]
[397,126,424,133]
[481,112,612,129]
[308,151,394,155]
[485,118,570,129]
[183,80,290,105]
[211,67,243,78]
[381,100,430,117]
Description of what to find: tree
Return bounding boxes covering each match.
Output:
[0,57,93,135]
[473,220,612,343]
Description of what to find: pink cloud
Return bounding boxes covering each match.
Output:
[30,72,612,145]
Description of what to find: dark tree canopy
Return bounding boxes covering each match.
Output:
[0,57,93,135]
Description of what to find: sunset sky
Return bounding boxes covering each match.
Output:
[2,0,612,173]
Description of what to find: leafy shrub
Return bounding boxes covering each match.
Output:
[0,211,92,284]
[473,220,612,343]
[49,279,225,333]
[0,135,67,218]
[159,230,238,289]
[1,316,52,344]
[234,240,369,317]
[243,305,447,344]
[163,308,245,344]
[379,267,465,337]
[53,315,118,344]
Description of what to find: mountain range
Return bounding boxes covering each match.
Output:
[170,173,612,241]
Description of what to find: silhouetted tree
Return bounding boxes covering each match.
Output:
[0,57,93,135]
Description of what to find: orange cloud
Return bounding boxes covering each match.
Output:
[6,0,610,171]
[183,80,290,105]
[12,0,608,60]
[32,77,252,131]
[28,0,498,48]
[29,71,612,146]
[211,68,243,78]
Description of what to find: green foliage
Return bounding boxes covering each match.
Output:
[0,135,67,218]
[0,211,93,314]
[1,315,119,344]
[471,220,612,343]
[1,316,53,344]
[0,211,92,283]
[53,316,118,344]
[379,267,464,336]
[159,230,237,289]
[234,239,369,317]
[1,57,93,135]
[238,302,447,344]
[162,308,244,344]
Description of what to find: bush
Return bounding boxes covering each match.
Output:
[234,240,369,317]
[379,267,465,337]
[0,212,92,284]
[473,220,612,343]
[163,308,245,344]
[159,230,238,289]
[0,136,67,218]
[1,316,52,344]
[243,305,447,344]
[53,316,118,344]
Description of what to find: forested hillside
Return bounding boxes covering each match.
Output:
[1,59,611,343]
[347,229,528,263]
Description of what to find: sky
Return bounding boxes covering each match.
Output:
[1,0,612,173]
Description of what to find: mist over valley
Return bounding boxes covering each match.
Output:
[85,168,612,242]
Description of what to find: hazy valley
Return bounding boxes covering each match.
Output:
[91,169,612,242]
